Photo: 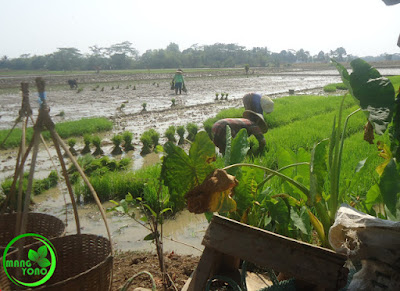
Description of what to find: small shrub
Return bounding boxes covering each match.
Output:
[165,126,176,143]
[186,123,198,141]
[177,126,185,145]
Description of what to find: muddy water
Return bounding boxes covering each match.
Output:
[2,68,400,254]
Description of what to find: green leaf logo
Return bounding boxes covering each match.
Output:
[28,246,51,268]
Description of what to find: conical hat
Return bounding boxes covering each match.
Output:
[243,110,268,133]
[261,95,274,114]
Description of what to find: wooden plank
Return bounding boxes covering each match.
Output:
[202,215,348,290]
[183,247,223,291]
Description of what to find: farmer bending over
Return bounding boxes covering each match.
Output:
[212,110,268,154]
[243,93,274,115]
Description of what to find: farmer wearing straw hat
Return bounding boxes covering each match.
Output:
[172,69,185,95]
[243,93,274,115]
[212,110,268,154]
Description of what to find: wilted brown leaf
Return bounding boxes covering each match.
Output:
[185,169,238,214]
[363,121,374,144]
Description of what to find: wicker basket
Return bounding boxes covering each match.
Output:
[0,234,113,291]
[0,212,65,250]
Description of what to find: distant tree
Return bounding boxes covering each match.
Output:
[331,47,347,62]
[296,49,310,63]
[47,47,82,70]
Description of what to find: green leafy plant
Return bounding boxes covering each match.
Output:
[111,134,123,155]
[81,134,92,155]
[171,98,176,107]
[177,126,185,145]
[108,182,172,288]
[142,102,147,111]
[67,138,77,156]
[122,131,134,152]
[92,135,104,156]
[165,126,176,143]
[186,123,198,142]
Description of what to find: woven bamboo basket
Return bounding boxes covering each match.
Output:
[0,212,65,251]
[0,234,113,291]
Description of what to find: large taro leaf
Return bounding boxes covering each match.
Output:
[349,58,395,135]
[162,131,216,199]
[378,158,400,215]
[225,128,249,176]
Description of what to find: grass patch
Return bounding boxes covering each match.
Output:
[0,117,113,149]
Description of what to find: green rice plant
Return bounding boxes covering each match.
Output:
[220,93,225,100]
[122,131,134,152]
[323,84,337,92]
[81,134,92,154]
[165,126,176,143]
[171,98,176,107]
[142,102,147,111]
[67,138,77,156]
[225,93,229,100]
[140,131,153,155]
[177,125,185,145]
[92,135,104,156]
[59,110,65,117]
[149,129,160,147]
[0,117,112,150]
[111,134,123,155]
[101,87,104,91]
[120,103,126,110]
[215,93,219,100]
[186,123,198,141]
[77,88,83,93]
[133,85,136,90]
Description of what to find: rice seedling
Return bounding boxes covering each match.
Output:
[186,123,198,141]
[122,131,134,152]
[215,93,219,100]
[133,85,136,90]
[111,134,123,155]
[92,135,104,156]
[177,125,185,145]
[220,93,225,100]
[142,102,147,111]
[171,98,176,107]
[81,134,92,155]
[140,131,153,155]
[165,126,176,143]
[225,93,229,100]
[323,84,337,92]
[77,88,83,93]
[67,138,78,156]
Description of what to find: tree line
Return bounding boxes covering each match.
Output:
[0,41,398,71]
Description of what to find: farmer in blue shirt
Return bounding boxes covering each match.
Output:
[243,93,274,115]
[172,69,185,95]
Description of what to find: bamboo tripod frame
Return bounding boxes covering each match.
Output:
[1,78,113,256]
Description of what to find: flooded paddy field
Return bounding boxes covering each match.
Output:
[1,65,400,254]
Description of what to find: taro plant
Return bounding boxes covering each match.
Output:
[122,131,134,152]
[161,59,399,249]
[177,125,185,145]
[111,134,123,155]
[186,123,198,142]
[165,126,176,143]
[81,134,92,155]
[67,138,77,156]
[92,135,104,156]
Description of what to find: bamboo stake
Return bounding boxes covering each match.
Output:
[51,132,80,234]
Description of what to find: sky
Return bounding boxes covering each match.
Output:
[1,0,400,59]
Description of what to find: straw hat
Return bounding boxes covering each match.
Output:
[243,110,268,133]
[261,95,274,114]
